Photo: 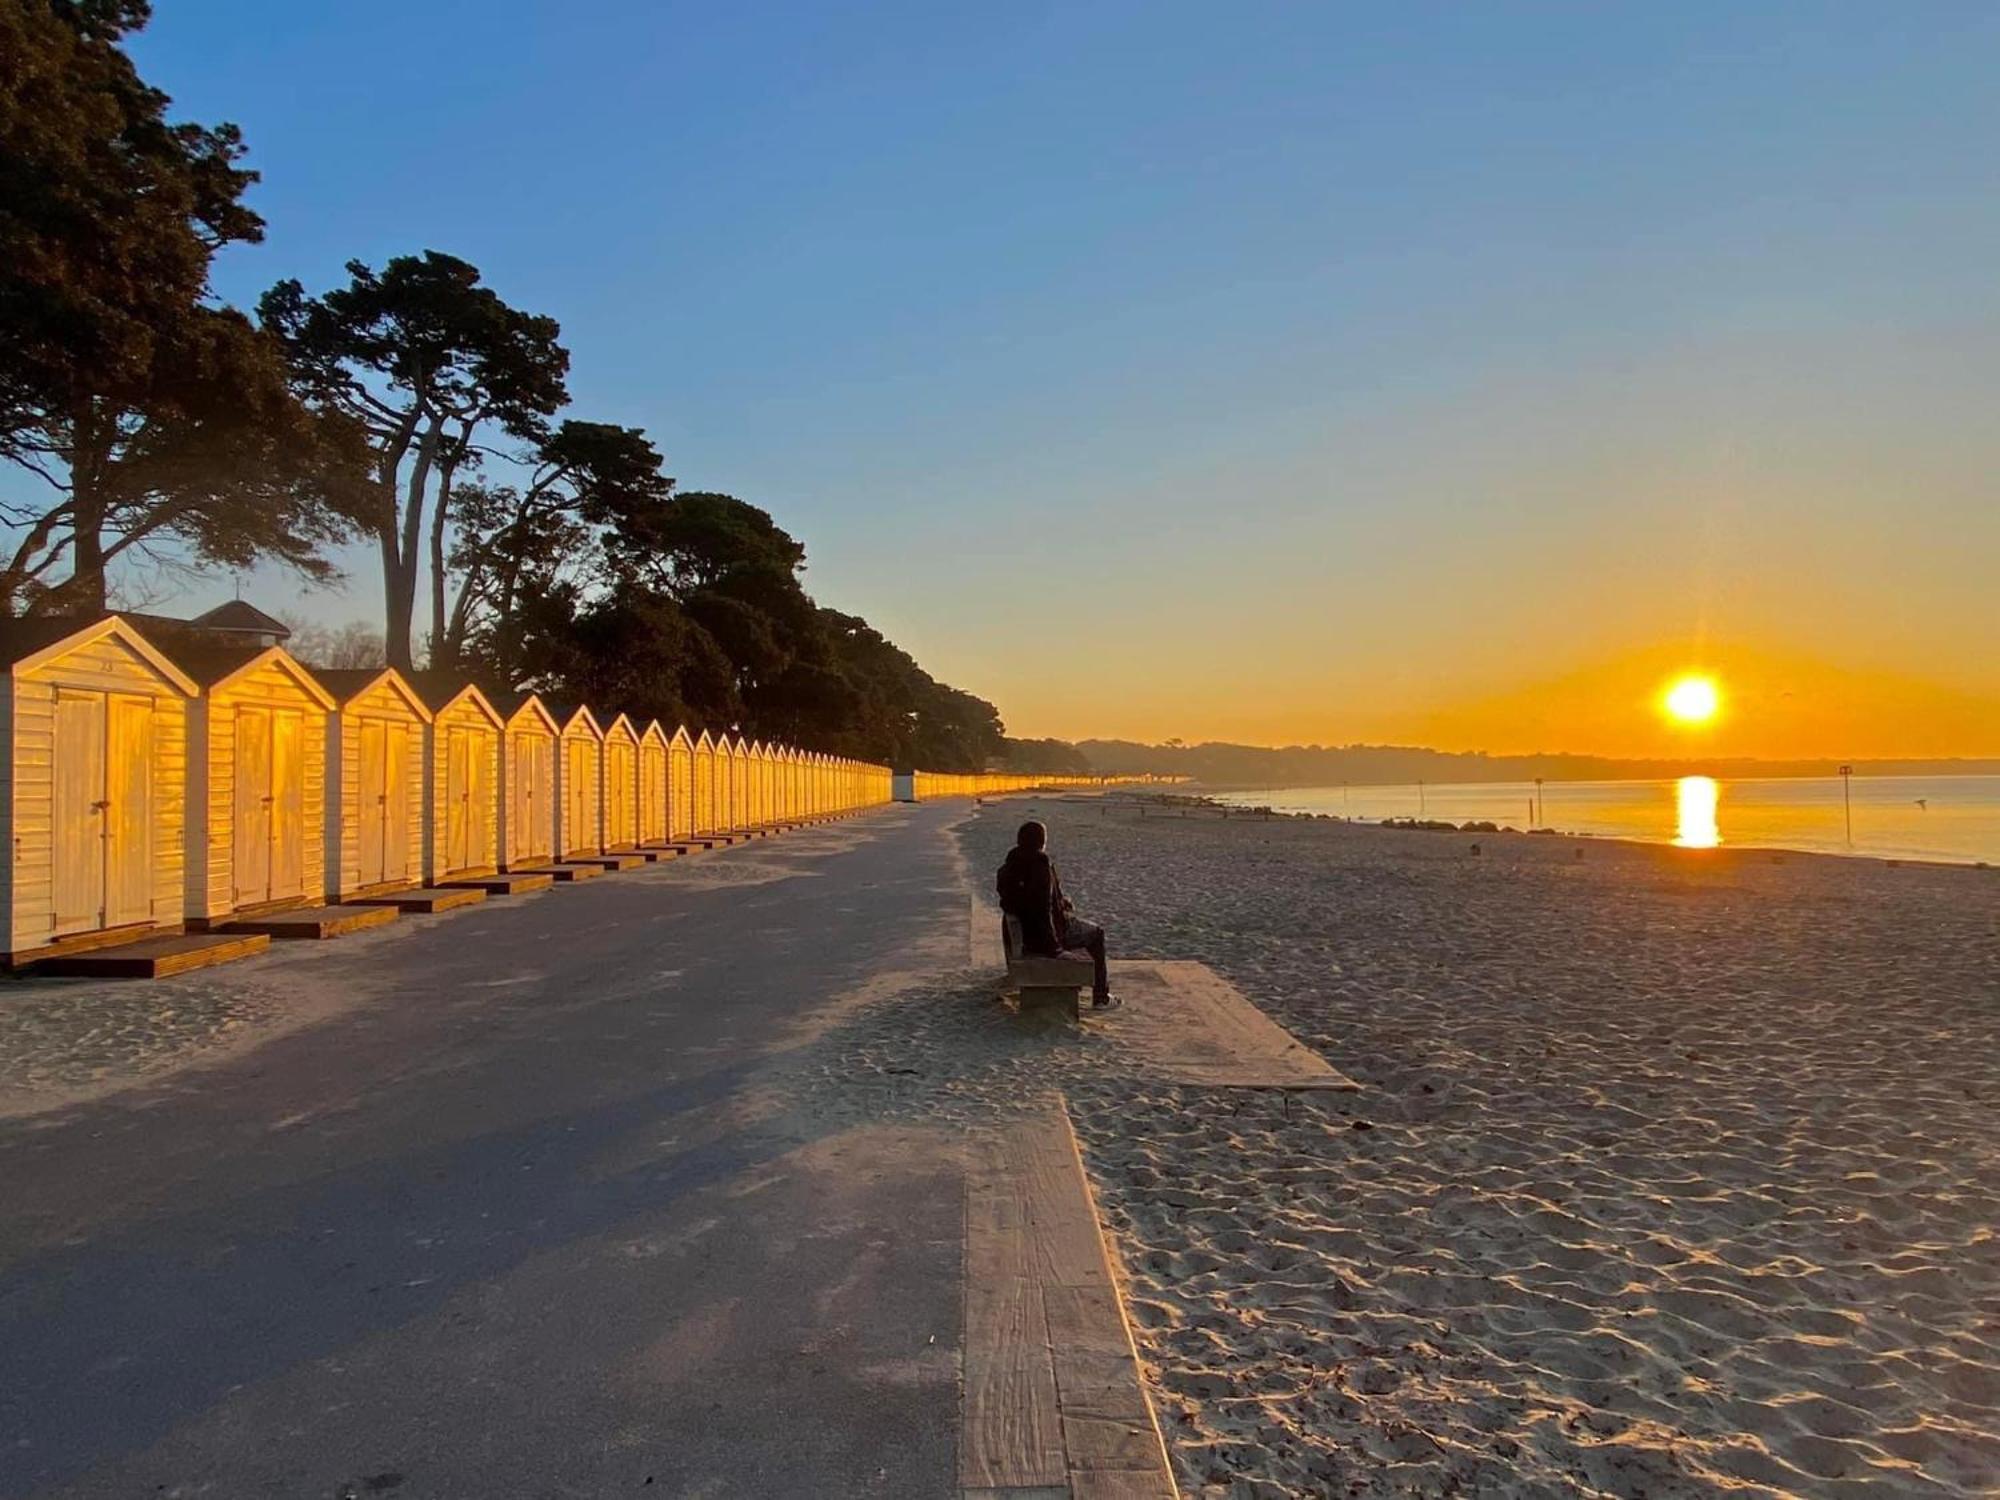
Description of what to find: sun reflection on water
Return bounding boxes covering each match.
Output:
[1675,775,1720,848]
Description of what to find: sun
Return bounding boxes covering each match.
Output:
[1662,673,1721,725]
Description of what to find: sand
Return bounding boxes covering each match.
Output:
[933,801,1999,1499]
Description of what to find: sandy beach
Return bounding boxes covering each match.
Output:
[902,799,1998,1498]
[1045,803,2000,1496]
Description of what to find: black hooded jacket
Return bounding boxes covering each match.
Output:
[996,846,1068,955]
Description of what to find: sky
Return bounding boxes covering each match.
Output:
[130,1,2000,759]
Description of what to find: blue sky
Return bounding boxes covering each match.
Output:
[133,2,2000,751]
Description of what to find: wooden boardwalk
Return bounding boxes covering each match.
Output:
[962,1106,1178,1500]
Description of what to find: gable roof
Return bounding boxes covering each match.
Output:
[401,673,499,726]
[546,701,603,737]
[639,719,671,746]
[157,640,335,707]
[603,711,640,742]
[669,724,696,749]
[0,614,200,694]
[311,665,432,719]
[489,690,560,735]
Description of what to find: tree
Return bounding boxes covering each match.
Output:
[0,0,361,614]
[282,616,386,670]
[259,252,569,670]
[436,420,671,675]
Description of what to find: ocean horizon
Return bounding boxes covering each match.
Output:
[1209,773,2000,866]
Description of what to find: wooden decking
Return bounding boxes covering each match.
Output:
[1107,961,1357,1090]
[352,887,488,914]
[444,871,554,895]
[572,851,648,871]
[32,931,270,978]
[962,1106,1178,1500]
[223,904,400,940]
[519,862,604,882]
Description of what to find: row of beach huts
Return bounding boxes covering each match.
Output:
[0,607,1127,977]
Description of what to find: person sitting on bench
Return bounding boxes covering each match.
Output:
[996,820,1117,1008]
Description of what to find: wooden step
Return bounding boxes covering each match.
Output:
[351,887,488,914]
[572,852,647,871]
[517,862,603,882]
[223,904,400,940]
[446,871,554,896]
[34,931,270,979]
[634,845,687,862]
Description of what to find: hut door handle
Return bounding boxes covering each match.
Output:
[91,799,110,812]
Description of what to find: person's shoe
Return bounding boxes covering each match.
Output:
[1092,992,1121,1010]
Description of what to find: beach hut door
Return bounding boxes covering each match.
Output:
[233,706,305,905]
[445,728,473,874]
[233,706,273,904]
[358,719,387,884]
[52,691,115,936]
[104,696,156,926]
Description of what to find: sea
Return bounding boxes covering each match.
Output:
[1208,775,2000,867]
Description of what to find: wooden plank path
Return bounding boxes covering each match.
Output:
[962,1105,1179,1500]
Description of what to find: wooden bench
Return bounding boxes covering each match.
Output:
[1002,915,1094,1019]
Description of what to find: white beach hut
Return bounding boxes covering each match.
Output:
[0,617,197,961]
[315,667,431,900]
[494,692,559,872]
[418,680,503,883]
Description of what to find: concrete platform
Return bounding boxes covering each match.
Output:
[445,871,554,896]
[352,887,488,915]
[223,904,401,941]
[30,931,271,979]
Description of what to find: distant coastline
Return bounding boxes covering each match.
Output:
[1075,737,2000,787]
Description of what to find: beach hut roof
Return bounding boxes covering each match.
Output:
[639,719,671,746]
[156,639,335,707]
[695,728,715,750]
[310,665,433,720]
[604,711,640,739]
[188,599,292,641]
[409,674,502,725]
[669,724,695,748]
[545,701,603,737]
[486,689,561,733]
[0,614,201,693]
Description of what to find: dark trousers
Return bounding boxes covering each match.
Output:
[1061,918,1110,999]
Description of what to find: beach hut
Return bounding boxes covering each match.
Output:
[714,735,741,834]
[316,667,431,900]
[494,692,559,871]
[760,742,781,826]
[601,713,641,852]
[668,726,696,842]
[419,681,503,883]
[0,617,198,961]
[172,642,336,924]
[692,731,718,838]
[773,745,793,823]
[637,721,671,847]
[553,703,605,858]
[740,744,760,836]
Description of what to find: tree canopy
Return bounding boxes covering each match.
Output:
[260,251,570,670]
[0,0,361,613]
[2,1,1025,770]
